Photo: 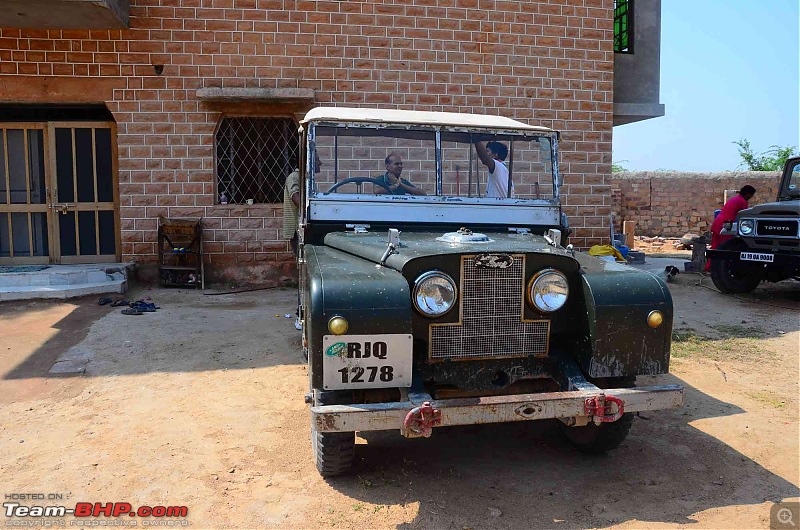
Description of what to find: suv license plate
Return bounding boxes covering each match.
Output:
[322,334,413,390]
[740,252,774,263]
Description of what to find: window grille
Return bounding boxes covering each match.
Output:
[215,117,299,204]
[614,0,633,54]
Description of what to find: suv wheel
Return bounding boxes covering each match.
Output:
[312,428,355,477]
[311,390,355,477]
[710,239,763,294]
[558,412,634,454]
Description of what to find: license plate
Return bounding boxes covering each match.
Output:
[740,252,774,263]
[322,334,413,390]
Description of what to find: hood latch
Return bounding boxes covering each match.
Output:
[346,223,370,234]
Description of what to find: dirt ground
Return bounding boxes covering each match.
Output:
[1,265,799,529]
[625,236,694,259]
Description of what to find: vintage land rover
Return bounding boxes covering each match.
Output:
[707,157,800,293]
[296,107,684,476]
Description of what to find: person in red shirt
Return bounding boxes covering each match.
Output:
[705,185,756,271]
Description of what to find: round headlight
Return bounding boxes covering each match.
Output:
[739,219,754,235]
[413,271,457,317]
[527,269,569,313]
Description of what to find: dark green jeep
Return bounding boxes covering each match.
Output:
[296,107,684,476]
[707,157,800,293]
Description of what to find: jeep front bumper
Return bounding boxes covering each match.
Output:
[311,385,684,435]
[706,248,800,267]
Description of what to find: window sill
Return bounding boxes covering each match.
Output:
[196,87,315,103]
[213,203,270,208]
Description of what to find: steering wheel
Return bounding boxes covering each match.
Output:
[325,177,393,194]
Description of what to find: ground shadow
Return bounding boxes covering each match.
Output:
[2,286,797,527]
[0,295,111,379]
[644,263,800,340]
[2,287,304,380]
[3,275,797,381]
[322,375,798,529]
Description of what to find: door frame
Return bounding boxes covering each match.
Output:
[0,120,120,265]
[0,122,51,265]
[47,121,121,264]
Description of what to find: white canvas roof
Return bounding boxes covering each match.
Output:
[302,107,554,132]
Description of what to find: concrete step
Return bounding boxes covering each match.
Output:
[0,263,134,302]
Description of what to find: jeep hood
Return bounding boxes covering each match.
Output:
[739,200,800,217]
[323,230,577,272]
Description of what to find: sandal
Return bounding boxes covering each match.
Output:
[98,297,113,306]
[111,299,129,307]
[130,301,159,312]
[121,308,143,315]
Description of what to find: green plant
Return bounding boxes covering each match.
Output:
[709,324,765,338]
[670,327,771,362]
[734,139,798,171]
[745,391,786,409]
[612,160,628,173]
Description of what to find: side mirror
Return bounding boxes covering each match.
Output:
[388,228,401,247]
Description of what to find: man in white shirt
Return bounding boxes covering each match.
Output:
[474,140,513,198]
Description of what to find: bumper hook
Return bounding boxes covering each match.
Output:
[401,401,442,438]
[585,394,625,424]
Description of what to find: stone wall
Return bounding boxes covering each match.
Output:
[610,171,781,237]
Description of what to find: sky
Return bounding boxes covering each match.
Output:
[611,0,800,172]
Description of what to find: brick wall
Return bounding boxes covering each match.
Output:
[0,0,615,284]
[610,171,781,237]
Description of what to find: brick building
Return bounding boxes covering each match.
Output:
[0,0,663,284]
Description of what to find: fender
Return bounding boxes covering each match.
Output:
[578,265,673,378]
[304,245,412,389]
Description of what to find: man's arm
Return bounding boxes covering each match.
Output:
[397,179,426,196]
[287,171,301,206]
[374,175,427,196]
[373,174,393,195]
[473,141,495,172]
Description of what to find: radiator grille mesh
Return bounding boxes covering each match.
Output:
[429,255,549,361]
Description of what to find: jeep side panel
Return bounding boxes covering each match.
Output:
[304,245,412,390]
[577,262,673,378]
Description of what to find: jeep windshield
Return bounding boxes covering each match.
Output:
[302,108,562,227]
[783,158,800,199]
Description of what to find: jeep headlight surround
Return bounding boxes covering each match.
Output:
[413,271,457,317]
[739,219,754,235]
[527,268,569,313]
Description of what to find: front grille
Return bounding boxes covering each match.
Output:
[429,254,549,361]
[756,219,798,237]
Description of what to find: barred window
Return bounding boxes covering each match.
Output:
[614,0,633,54]
[215,117,299,204]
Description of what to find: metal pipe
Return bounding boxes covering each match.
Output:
[507,139,514,198]
[468,135,474,197]
[333,131,338,184]
[434,129,442,196]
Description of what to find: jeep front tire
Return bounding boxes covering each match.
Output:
[310,390,355,477]
[312,428,355,477]
[710,239,763,294]
[558,412,634,454]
